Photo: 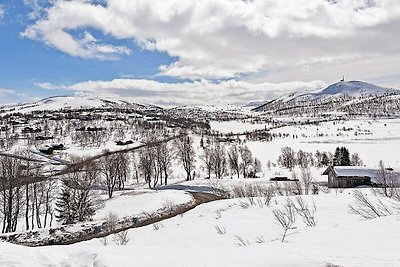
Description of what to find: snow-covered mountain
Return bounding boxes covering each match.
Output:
[253,81,400,116]
[276,80,399,102]
[315,81,396,96]
[0,95,162,114]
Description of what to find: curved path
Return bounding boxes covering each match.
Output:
[0,191,226,247]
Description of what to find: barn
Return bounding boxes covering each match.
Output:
[323,166,379,188]
[323,166,400,188]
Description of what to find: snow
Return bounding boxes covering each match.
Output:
[277,80,399,103]
[332,166,376,179]
[0,95,152,115]
[210,120,269,134]
[1,190,400,266]
[318,81,398,96]
[93,189,194,220]
[1,89,400,266]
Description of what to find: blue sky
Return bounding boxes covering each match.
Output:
[1,1,400,106]
[0,1,180,102]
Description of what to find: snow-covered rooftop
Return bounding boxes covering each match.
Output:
[325,166,400,183]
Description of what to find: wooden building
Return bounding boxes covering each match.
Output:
[323,166,399,188]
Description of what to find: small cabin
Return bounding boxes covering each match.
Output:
[39,146,54,155]
[51,143,64,150]
[323,166,381,188]
[324,166,373,188]
[270,176,289,182]
[116,140,133,146]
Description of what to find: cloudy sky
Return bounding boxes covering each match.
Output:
[1,0,400,106]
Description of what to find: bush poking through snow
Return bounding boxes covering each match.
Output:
[214,225,226,235]
[162,199,175,212]
[228,184,274,203]
[234,235,250,247]
[349,190,393,219]
[272,198,297,242]
[104,212,119,231]
[100,237,108,246]
[153,223,164,231]
[215,209,223,219]
[254,236,265,244]
[99,212,130,246]
[112,230,129,245]
[238,199,250,209]
[294,196,318,227]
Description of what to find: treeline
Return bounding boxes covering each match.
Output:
[277,146,363,169]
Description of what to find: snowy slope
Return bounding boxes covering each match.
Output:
[280,80,398,102]
[253,80,400,115]
[317,81,395,96]
[1,190,400,267]
[0,95,162,114]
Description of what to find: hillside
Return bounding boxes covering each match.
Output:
[0,95,162,115]
[253,81,400,117]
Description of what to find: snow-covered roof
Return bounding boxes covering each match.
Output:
[324,166,400,184]
[335,166,378,178]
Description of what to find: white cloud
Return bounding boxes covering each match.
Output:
[0,5,4,20]
[34,82,65,90]
[38,78,325,107]
[21,0,400,80]
[0,88,33,104]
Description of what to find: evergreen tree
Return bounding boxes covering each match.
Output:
[55,178,96,224]
[55,184,76,225]
[332,146,351,166]
[332,147,341,166]
[340,147,350,166]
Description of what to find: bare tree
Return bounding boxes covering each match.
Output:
[301,167,312,195]
[0,155,23,233]
[131,153,140,184]
[253,157,262,176]
[201,147,214,179]
[297,150,309,168]
[138,147,155,188]
[278,147,296,170]
[157,142,173,185]
[175,134,196,181]
[212,142,227,179]
[375,160,397,198]
[227,145,240,179]
[349,190,392,219]
[239,146,253,178]
[272,198,296,242]
[350,153,363,166]
[100,151,118,198]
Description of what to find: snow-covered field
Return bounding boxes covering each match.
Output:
[2,102,400,266]
[210,118,400,169]
[210,120,270,134]
[1,189,399,266]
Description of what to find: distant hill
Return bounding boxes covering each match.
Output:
[0,95,162,115]
[316,81,395,96]
[253,81,400,117]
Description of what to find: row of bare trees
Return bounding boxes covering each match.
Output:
[202,143,262,179]
[136,135,193,188]
[0,152,57,233]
